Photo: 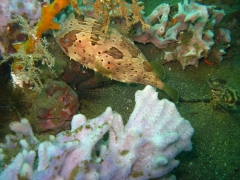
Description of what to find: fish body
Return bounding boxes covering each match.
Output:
[55,14,178,102]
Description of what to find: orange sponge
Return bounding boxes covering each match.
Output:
[15,0,70,53]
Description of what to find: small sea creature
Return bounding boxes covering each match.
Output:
[55,13,179,102]
[203,57,214,66]
[207,78,240,110]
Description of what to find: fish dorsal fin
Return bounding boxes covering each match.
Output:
[149,61,165,80]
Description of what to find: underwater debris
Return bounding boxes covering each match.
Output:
[208,78,240,110]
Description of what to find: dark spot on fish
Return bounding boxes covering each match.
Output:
[83,57,86,60]
[83,49,86,53]
[101,59,103,61]
[104,47,123,59]
[79,40,81,43]
[117,63,121,65]
[74,52,76,54]
[108,61,110,64]
[107,67,110,69]
[98,52,101,54]
[91,42,96,46]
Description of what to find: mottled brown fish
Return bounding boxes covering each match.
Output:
[207,78,240,110]
[55,13,179,102]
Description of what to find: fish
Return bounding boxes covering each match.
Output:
[55,13,179,102]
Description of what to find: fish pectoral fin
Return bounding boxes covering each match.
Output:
[163,85,179,103]
[94,58,112,76]
[149,62,165,80]
[94,72,110,82]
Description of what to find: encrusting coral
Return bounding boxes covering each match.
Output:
[0,85,194,180]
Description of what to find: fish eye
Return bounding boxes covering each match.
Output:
[60,38,73,47]
[63,38,70,44]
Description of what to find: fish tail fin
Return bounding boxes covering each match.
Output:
[149,61,165,79]
[163,85,179,103]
